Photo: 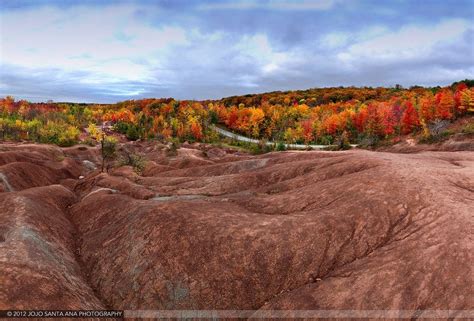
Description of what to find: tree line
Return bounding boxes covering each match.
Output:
[0,81,473,147]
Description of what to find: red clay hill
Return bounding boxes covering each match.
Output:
[0,141,473,319]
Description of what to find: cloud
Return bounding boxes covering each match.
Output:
[337,19,471,64]
[4,63,177,101]
[0,5,188,85]
[321,32,350,48]
[197,0,339,11]
[0,1,473,102]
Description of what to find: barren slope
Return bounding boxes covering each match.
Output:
[0,142,472,318]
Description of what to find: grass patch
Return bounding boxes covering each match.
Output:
[462,123,474,134]
[418,130,453,144]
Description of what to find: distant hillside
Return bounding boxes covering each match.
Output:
[1,81,473,149]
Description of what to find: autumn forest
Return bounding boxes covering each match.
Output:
[1,81,473,149]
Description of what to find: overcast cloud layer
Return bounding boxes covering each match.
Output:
[0,0,473,102]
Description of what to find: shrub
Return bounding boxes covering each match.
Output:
[276,141,286,151]
[462,123,474,134]
[428,119,450,137]
[166,138,180,156]
[249,143,262,154]
[318,135,333,145]
[249,139,272,154]
[58,126,80,147]
[418,119,453,144]
[203,130,220,144]
[87,123,100,140]
[126,125,140,141]
[418,134,448,144]
[113,121,141,140]
[263,144,273,153]
[26,119,42,141]
[335,131,351,150]
[83,137,96,146]
[113,121,129,134]
[359,135,379,148]
[101,136,117,172]
[209,110,219,124]
[39,121,79,147]
[119,152,146,174]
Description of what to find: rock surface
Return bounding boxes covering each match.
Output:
[0,141,472,318]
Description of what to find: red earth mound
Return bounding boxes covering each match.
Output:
[0,141,472,319]
[0,185,104,310]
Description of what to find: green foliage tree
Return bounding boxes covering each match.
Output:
[101,135,117,172]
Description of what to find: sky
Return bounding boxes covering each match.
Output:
[0,0,473,103]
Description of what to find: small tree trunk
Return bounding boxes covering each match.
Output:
[101,136,105,172]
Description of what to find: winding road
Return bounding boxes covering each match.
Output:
[210,124,358,150]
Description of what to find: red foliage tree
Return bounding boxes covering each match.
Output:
[225,107,238,129]
[401,101,419,134]
[454,83,468,115]
[190,121,203,140]
[352,106,368,133]
[301,119,314,144]
[435,90,454,119]
[364,103,384,137]
[419,94,436,122]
